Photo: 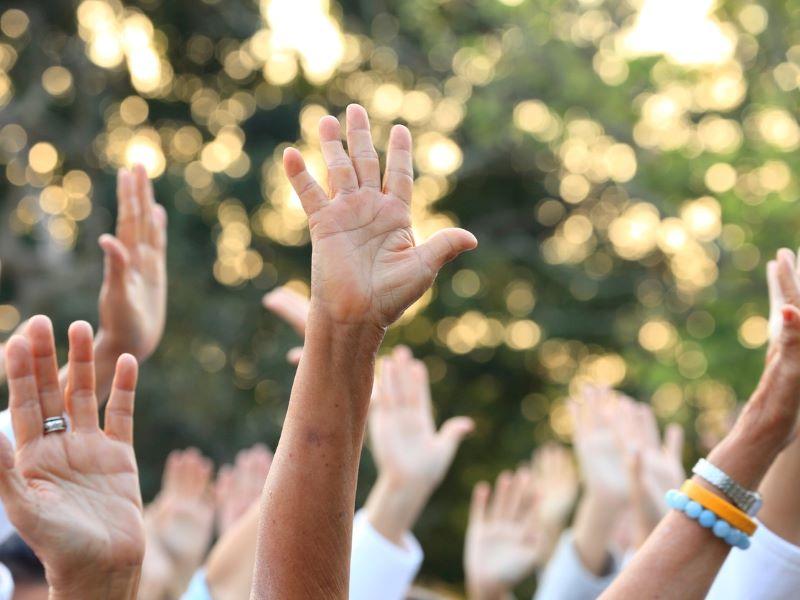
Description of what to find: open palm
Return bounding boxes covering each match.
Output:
[98,164,167,360]
[0,316,144,590]
[284,104,477,328]
[465,469,545,597]
[370,345,473,486]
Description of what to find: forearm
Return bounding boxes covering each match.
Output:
[364,475,433,547]
[756,435,800,545]
[601,429,779,600]
[252,310,383,599]
[207,503,259,600]
[572,492,625,576]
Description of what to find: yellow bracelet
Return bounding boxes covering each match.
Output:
[680,480,757,536]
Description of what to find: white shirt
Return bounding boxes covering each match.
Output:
[179,510,423,600]
[349,509,424,600]
[534,530,620,600]
[708,521,800,599]
[0,563,13,600]
[180,569,213,600]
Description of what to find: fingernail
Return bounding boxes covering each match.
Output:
[783,307,795,323]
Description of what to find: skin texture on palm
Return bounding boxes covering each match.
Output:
[602,251,800,599]
[143,448,214,600]
[464,468,545,600]
[253,104,476,599]
[0,315,143,600]
[365,345,473,546]
[215,444,273,535]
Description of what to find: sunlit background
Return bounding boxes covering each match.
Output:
[0,0,797,593]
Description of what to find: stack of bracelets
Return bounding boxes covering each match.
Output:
[665,458,762,551]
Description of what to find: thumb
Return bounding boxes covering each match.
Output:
[415,229,477,274]
[99,234,129,287]
[436,416,474,458]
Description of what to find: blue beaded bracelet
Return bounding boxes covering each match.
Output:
[665,490,751,550]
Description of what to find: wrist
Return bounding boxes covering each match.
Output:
[364,474,434,547]
[94,329,128,362]
[48,566,140,600]
[706,425,781,491]
[467,580,511,600]
[308,298,387,340]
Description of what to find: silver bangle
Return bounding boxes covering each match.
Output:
[692,458,763,517]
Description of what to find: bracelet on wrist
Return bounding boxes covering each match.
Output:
[692,458,763,517]
[665,480,757,550]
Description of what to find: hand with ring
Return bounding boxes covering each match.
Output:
[0,315,144,599]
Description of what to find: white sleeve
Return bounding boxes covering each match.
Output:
[0,563,13,600]
[707,520,800,600]
[180,569,213,600]
[534,530,620,600]
[349,509,424,600]
[0,411,16,545]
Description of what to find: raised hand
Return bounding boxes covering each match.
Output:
[369,345,474,487]
[262,286,309,365]
[97,164,167,362]
[283,104,477,329]
[365,345,473,545]
[0,315,143,599]
[215,443,273,535]
[530,443,579,533]
[570,386,629,502]
[618,400,684,548]
[464,468,545,600]
[145,448,214,599]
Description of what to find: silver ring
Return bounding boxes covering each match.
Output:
[43,416,67,435]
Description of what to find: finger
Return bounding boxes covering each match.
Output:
[489,470,513,520]
[393,345,415,406]
[379,355,396,408]
[262,287,310,338]
[104,354,138,444]
[469,481,490,526]
[286,347,303,365]
[435,416,474,464]
[415,228,478,275]
[345,104,381,190]
[116,169,139,252]
[383,124,414,204]
[637,403,660,449]
[507,468,531,521]
[149,203,168,251]
[25,315,63,419]
[777,248,800,307]
[319,116,359,196]
[283,148,328,216]
[65,321,99,432]
[410,360,432,411]
[133,164,153,243]
[163,450,181,493]
[5,336,43,446]
[99,234,130,289]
